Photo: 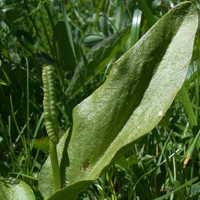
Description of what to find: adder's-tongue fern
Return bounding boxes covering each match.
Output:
[42,66,59,144]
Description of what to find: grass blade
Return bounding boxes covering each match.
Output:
[130,8,142,47]
[178,84,197,127]
[153,177,198,200]
[136,0,157,27]
[59,0,76,61]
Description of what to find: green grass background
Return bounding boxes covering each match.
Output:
[0,0,200,199]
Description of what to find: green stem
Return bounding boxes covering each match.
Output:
[26,57,30,146]
[196,24,200,123]
[49,140,61,193]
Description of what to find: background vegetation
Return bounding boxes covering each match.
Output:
[0,0,200,199]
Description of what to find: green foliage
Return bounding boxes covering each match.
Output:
[0,177,35,200]
[0,0,200,200]
[39,2,198,199]
[53,22,76,72]
[65,24,132,100]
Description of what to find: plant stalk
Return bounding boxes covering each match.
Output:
[49,140,61,192]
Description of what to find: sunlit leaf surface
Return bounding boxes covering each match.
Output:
[38,2,198,199]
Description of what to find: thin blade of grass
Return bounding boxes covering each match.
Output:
[130,8,142,47]
[59,0,76,61]
[178,84,197,127]
[30,113,44,151]
[26,57,30,148]
[176,95,200,110]
[39,9,55,60]
[183,130,200,168]
[153,177,198,200]
[136,0,157,27]
[115,5,122,31]
[0,115,10,151]
[196,38,199,121]
[10,95,27,152]
[8,172,38,181]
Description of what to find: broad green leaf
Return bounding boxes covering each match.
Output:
[0,177,35,200]
[64,24,132,100]
[82,34,105,47]
[38,2,198,200]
